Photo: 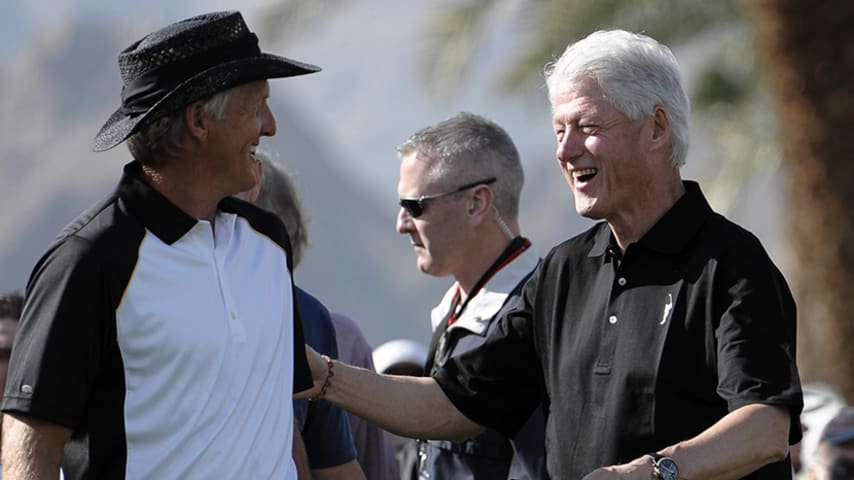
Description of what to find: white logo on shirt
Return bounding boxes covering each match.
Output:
[661,293,673,325]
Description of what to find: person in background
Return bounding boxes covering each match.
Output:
[331,313,401,480]
[1,11,319,479]
[394,112,547,479]
[797,383,848,476]
[372,339,429,480]
[0,292,23,479]
[241,151,366,479]
[807,407,854,480]
[0,293,22,407]
[296,299,365,480]
[372,339,429,378]
[297,30,803,480]
[253,151,399,479]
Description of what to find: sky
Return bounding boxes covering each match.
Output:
[0,0,258,56]
[0,0,559,203]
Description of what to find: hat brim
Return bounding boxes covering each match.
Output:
[93,53,320,152]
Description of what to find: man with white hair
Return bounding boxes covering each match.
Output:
[299,30,803,479]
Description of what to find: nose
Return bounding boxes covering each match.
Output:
[261,103,277,137]
[556,128,584,164]
[396,207,412,234]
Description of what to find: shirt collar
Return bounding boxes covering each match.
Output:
[116,161,197,245]
[430,245,540,335]
[588,180,712,257]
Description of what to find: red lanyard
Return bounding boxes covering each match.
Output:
[447,237,530,327]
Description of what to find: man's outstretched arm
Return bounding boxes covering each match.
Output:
[296,346,483,442]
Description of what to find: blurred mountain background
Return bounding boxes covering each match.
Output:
[0,1,785,348]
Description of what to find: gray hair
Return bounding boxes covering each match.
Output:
[545,30,691,167]
[396,112,524,220]
[126,89,232,166]
[253,152,308,267]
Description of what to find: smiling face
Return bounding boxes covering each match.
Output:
[205,80,276,197]
[552,77,661,225]
[395,151,470,278]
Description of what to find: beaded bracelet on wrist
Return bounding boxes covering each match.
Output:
[310,355,334,401]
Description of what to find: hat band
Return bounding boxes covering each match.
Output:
[119,33,261,116]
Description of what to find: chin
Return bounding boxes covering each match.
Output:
[574,197,602,219]
[237,176,256,193]
[575,205,604,221]
[417,259,439,276]
[578,210,605,221]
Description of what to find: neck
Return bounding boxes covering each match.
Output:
[142,160,221,222]
[609,176,684,252]
[455,228,521,299]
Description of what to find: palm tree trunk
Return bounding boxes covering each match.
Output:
[744,0,854,402]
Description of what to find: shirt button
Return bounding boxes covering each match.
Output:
[608,315,618,324]
[617,277,627,286]
[231,312,237,320]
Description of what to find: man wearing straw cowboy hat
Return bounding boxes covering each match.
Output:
[1,11,320,479]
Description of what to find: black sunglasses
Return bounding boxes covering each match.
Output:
[399,177,497,218]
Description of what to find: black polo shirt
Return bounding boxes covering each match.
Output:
[435,181,803,479]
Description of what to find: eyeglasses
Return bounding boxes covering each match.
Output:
[399,177,496,218]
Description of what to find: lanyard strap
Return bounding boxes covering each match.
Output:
[424,237,531,374]
[447,236,530,326]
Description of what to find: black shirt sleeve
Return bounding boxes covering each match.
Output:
[2,230,128,430]
[433,270,543,437]
[713,233,803,444]
[291,288,313,394]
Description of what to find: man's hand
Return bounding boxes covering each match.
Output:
[581,456,653,480]
[293,345,328,400]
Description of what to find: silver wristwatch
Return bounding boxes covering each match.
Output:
[645,453,679,480]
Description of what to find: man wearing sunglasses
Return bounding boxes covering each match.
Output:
[393,112,546,480]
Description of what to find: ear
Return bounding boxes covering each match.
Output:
[184,101,210,142]
[467,184,494,226]
[649,105,671,151]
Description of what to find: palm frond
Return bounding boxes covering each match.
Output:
[256,0,350,45]
[418,0,501,98]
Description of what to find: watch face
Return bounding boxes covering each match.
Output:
[658,458,679,480]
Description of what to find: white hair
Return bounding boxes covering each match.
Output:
[545,30,691,167]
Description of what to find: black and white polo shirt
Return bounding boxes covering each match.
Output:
[3,161,312,479]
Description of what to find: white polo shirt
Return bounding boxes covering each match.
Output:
[2,161,312,479]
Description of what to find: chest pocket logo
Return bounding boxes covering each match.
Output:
[660,293,674,325]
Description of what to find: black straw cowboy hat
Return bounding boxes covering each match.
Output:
[92,10,320,152]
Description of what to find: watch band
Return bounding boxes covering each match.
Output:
[645,453,679,480]
[645,452,665,462]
